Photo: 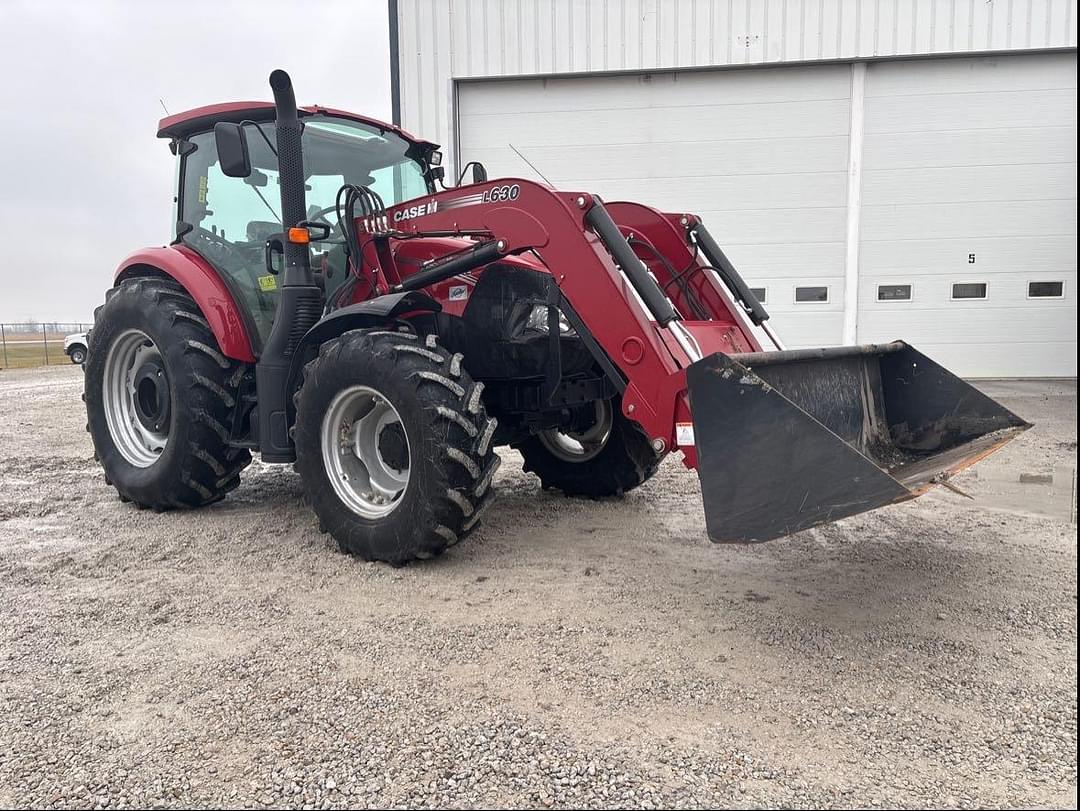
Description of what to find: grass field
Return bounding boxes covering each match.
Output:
[0,336,74,369]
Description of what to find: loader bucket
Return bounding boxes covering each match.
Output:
[686,341,1030,542]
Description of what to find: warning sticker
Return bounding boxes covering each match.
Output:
[258,275,277,292]
[676,422,695,446]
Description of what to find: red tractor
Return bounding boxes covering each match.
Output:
[84,71,1028,564]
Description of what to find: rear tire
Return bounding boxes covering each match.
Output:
[293,330,499,564]
[516,398,660,497]
[85,277,251,509]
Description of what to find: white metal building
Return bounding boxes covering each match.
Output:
[390,0,1078,377]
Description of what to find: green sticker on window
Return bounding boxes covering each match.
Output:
[258,275,277,292]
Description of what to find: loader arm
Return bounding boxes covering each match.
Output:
[605,201,773,354]
[355,179,726,452]
[354,178,1029,544]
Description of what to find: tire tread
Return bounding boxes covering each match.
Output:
[293,329,497,564]
[85,277,251,510]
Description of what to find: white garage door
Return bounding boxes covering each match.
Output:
[857,53,1077,378]
[457,55,1078,374]
[456,65,853,349]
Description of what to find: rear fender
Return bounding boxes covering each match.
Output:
[115,246,256,362]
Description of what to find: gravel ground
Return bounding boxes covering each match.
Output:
[0,365,1075,809]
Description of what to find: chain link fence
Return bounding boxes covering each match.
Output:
[0,322,93,370]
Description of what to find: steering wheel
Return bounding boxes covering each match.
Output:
[307,205,340,226]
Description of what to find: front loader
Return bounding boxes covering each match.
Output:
[84,70,1029,564]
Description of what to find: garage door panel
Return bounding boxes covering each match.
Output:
[861,200,1077,241]
[858,301,1075,343]
[709,243,846,277]
[768,312,846,349]
[745,275,846,307]
[866,53,1078,97]
[458,65,850,347]
[862,163,1077,205]
[864,89,1076,134]
[859,54,1076,375]
[695,208,846,245]
[459,98,851,148]
[452,154,849,215]
[861,235,1078,275]
[859,273,1076,306]
[458,55,1075,366]
[458,65,854,116]
[894,341,1077,378]
[863,127,1077,170]
[460,139,850,183]
[586,173,848,212]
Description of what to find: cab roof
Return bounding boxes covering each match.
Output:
[156,101,436,148]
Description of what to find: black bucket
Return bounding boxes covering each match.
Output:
[686,342,1030,543]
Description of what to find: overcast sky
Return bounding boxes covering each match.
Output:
[0,0,391,323]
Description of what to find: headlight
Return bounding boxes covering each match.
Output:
[526,304,575,336]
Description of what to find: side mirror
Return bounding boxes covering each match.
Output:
[244,168,269,188]
[471,162,488,184]
[215,122,251,178]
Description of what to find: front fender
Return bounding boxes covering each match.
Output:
[115,246,256,362]
[284,291,442,395]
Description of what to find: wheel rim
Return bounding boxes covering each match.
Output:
[72,348,85,364]
[538,399,613,463]
[321,385,411,518]
[103,330,170,468]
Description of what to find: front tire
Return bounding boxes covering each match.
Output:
[85,277,251,509]
[293,330,499,564]
[516,398,660,497]
[69,345,86,365]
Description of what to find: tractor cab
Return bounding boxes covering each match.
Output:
[159,104,439,347]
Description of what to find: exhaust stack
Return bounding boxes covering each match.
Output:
[268,68,309,283]
[255,69,325,462]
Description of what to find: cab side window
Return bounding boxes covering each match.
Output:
[180,132,281,345]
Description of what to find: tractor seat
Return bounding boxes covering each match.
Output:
[246,220,280,243]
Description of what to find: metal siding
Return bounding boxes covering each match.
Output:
[398,0,1076,165]
[397,1,1077,375]
[857,52,1077,377]
[457,64,853,348]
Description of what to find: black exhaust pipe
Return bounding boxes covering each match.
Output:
[268,69,307,271]
[256,69,325,462]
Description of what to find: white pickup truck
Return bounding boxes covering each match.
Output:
[63,331,89,365]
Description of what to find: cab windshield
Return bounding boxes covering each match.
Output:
[178,115,430,346]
